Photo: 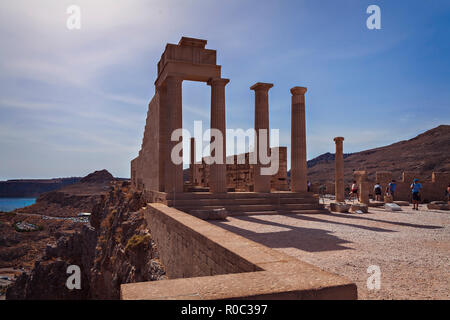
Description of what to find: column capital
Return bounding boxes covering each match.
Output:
[290,86,307,96]
[207,78,230,86]
[334,137,345,143]
[250,82,274,91]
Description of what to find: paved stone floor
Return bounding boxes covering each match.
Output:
[210,202,450,300]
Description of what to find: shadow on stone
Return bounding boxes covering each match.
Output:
[212,215,354,253]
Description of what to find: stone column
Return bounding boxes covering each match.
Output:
[290,87,308,192]
[165,76,183,193]
[334,137,345,202]
[251,82,273,193]
[354,171,369,205]
[189,137,196,185]
[208,78,229,193]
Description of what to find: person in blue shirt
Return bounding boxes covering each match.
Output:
[388,180,397,200]
[410,179,422,210]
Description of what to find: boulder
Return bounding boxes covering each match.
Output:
[350,204,369,213]
[394,201,410,206]
[191,208,228,220]
[208,208,228,220]
[427,202,449,210]
[330,202,350,213]
[384,195,393,203]
[369,201,385,207]
[384,203,402,211]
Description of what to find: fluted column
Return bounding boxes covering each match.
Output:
[165,76,183,193]
[251,82,273,193]
[334,137,345,202]
[208,78,229,193]
[290,87,308,192]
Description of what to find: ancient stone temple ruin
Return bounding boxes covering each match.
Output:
[131,37,325,216]
[122,37,357,300]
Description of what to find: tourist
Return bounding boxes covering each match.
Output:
[307,180,311,192]
[374,182,382,201]
[351,180,358,201]
[388,180,396,200]
[410,178,422,210]
[446,184,450,203]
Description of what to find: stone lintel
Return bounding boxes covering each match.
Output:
[250,82,274,91]
[155,61,222,87]
[290,86,307,95]
[178,37,207,48]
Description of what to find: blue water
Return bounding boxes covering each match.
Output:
[0,198,36,212]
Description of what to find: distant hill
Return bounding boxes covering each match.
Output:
[15,169,116,217]
[0,177,81,198]
[305,125,450,183]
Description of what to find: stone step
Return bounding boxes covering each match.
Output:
[178,203,322,213]
[168,197,318,206]
[189,208,328,217]
[166,191,315,200]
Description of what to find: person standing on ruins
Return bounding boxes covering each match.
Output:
[351,180,358,202]
[388,180,396,200]
[410,178,422,210]
[374,182,382,201]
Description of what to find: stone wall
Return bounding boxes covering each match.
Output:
[121,203,357,300]
[192,147,289,192]
[131,95,161,191]
[143,204,258,279]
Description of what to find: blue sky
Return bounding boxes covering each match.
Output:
[1,0,449,179]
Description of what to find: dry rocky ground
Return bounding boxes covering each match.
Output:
[211,200,450,299]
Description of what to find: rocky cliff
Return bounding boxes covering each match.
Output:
[6,181,165,300]
[15,170,116,217]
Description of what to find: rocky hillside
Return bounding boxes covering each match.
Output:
[306,125,450,183]
[15,170,116,217]
[6,181,165,300]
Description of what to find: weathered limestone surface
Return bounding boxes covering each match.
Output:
[334,137,345,202]
[196,147,289,192]
[330,202,350,213]
[354,170,369,205]
[291,87,308,192]
[385,203,402,211]
[120,203,357,300]
[209,78,229,193]
[350,204,369,213]
[132,37,226,193]
[251,82,273,193]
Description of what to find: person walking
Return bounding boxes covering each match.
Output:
[410,178,422,210]
[374,182,382,201]
[388,180,396,200]
[446,184,450,204]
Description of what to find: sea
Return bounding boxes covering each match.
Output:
[0,198,36,212]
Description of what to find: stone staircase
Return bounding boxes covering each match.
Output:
[165,192,328,216]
